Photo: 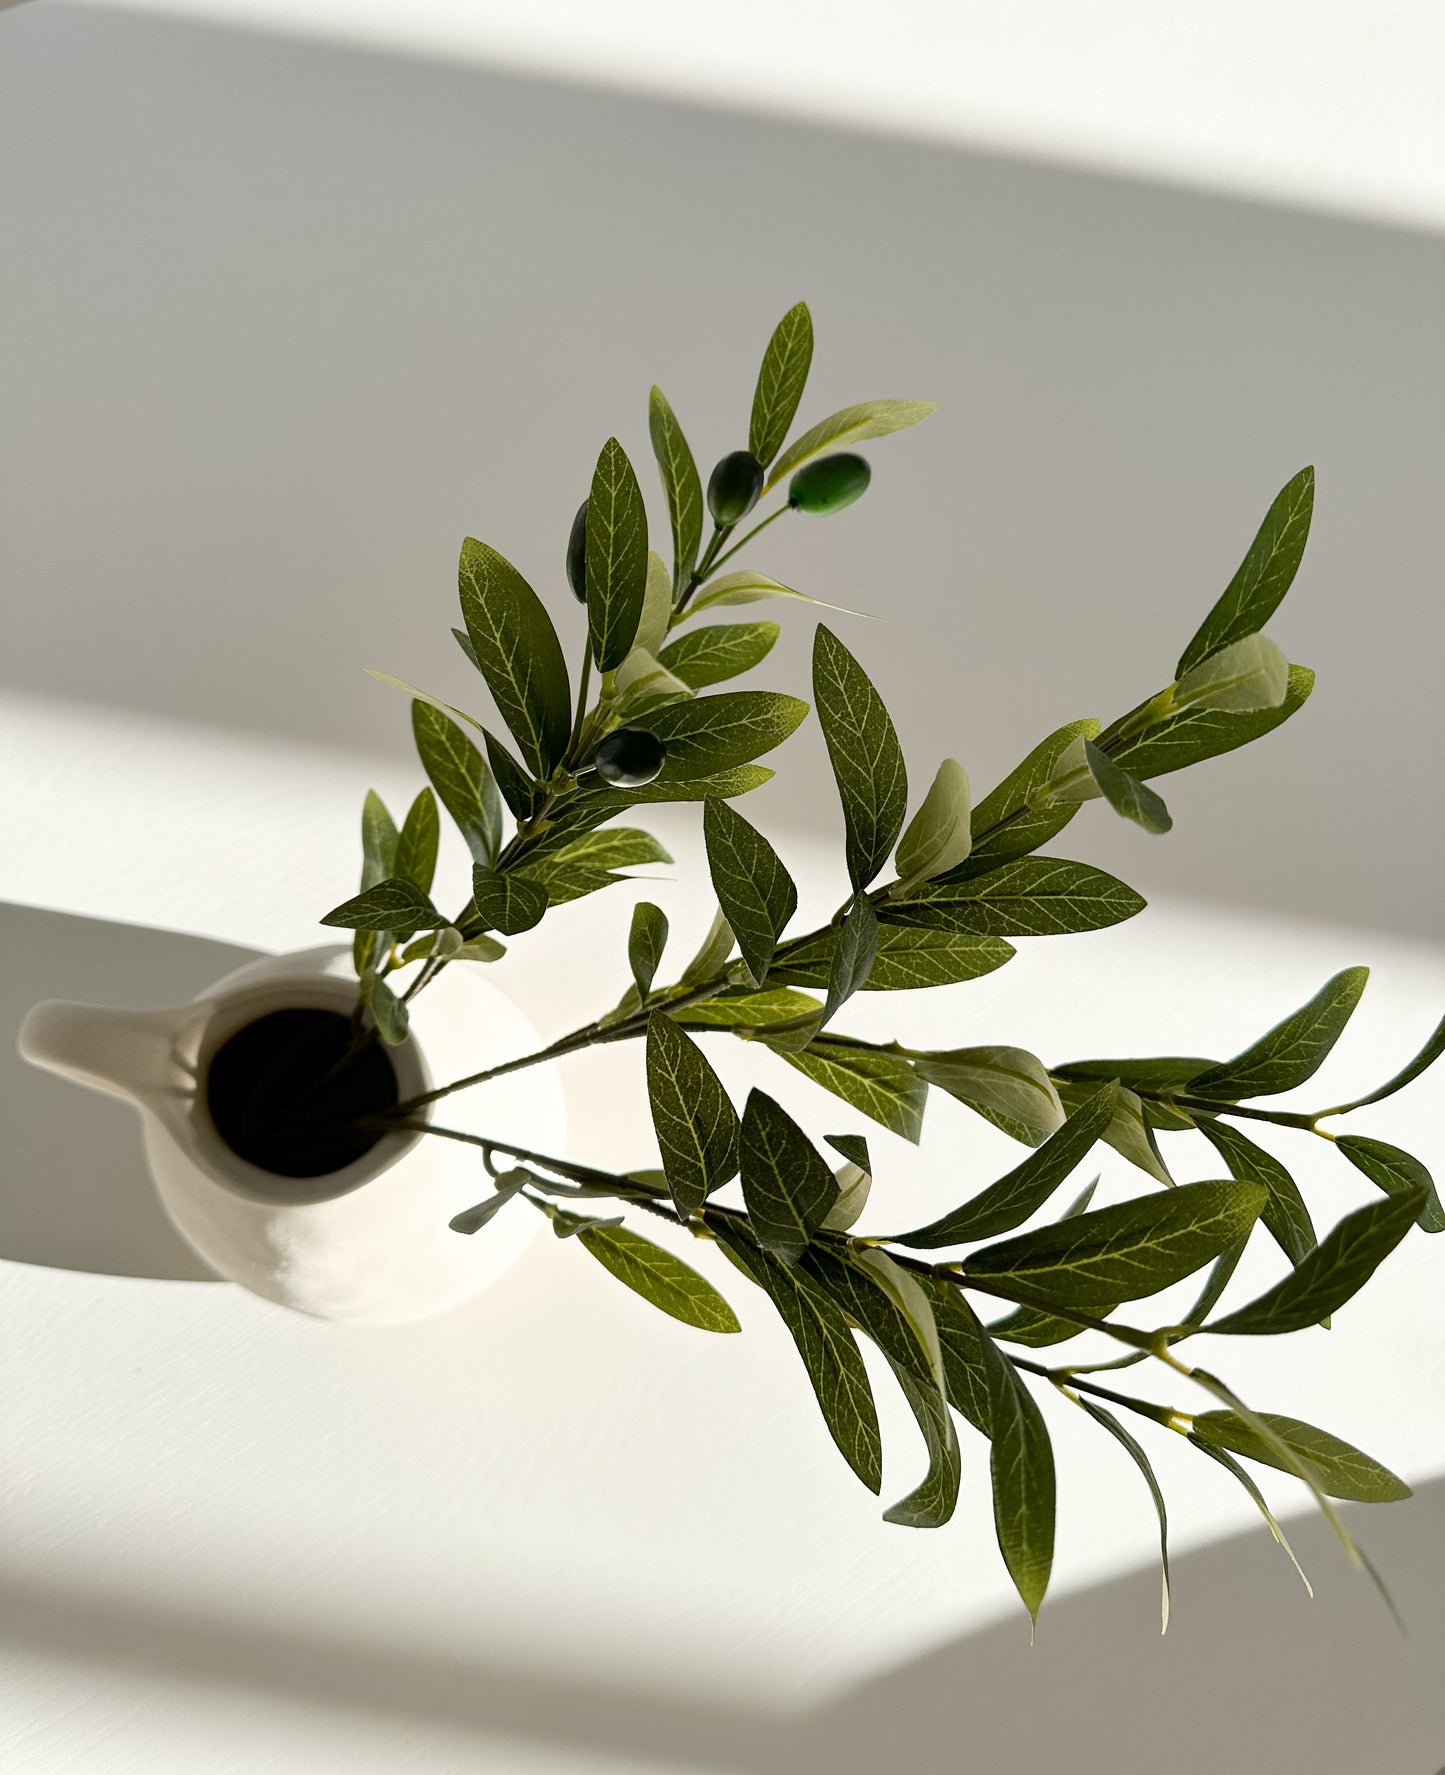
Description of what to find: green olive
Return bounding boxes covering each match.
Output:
[566,499,588,601]
[706,450,764,526]
[788,453,871,515]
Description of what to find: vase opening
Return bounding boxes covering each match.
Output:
[205,1006,400,1180]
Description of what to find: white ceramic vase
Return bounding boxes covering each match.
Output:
[19,945,563,1323]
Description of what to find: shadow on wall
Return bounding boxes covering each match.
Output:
[0,901,256,1282]
[3,1480,1442,1774]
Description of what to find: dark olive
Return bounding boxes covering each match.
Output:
[566,499,589,601]
[594,726,667,788]
[788,452,871,515]
[706,450,765,526]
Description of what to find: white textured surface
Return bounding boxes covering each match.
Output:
[2,689,1443,1741]
[63,0,1445,231]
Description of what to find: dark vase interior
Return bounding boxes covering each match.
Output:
[205,1007,400,1179]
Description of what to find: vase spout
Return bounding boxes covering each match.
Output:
[19,998,190,1110]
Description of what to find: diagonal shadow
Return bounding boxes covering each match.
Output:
[0,901,258,1281]
[3,1482,1441,1773]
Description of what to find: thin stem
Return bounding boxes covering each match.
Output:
[688,503,792,586]
[1011,1356,1177,1427]
[674,521,734,615]
[565,638,595,766]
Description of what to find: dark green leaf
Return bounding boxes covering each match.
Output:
[1082,739,1173,835]
[749,301,814,467]
[779,889,877,1047]
[771,924,1015,992]
[1176,467,1315,677]
[739,1088,838,1262]
[1322,1011,1445,1115]
[883,1358,962,1529]
[1189,1410,1411,1503]
[1208,1187,1425,1335]
[514,862,619,908]
[1336,1135,1444,1233]
[360,788,399,885]
[960,719,1097,875]
[676,986,821,1028]
[1053,1055,1215,1091]
[885,856,1146,939]
[648,386,704,598]
[987,1182,1108,1346]
[458,538,572,777]
[470,867,548,935]
[322,876,441,934]
[658,621,780,688]
[980,1328,1055,1625]
[1073,1397,1172,1632]
[604,764,777,802]
[896,1082,1117,1247]
[1107,664,1314,781]
[370,975,409,1046]
[827,1133,870,1172]
[576,1222,740,1332]
[1179,1237,1247,1328]
[702,798,797,986]
[813,624,908,889]
[777,1039,928,1142]
[966,1179,1266,1313]
[1187,967,1369,1101]
[715,1223,883,1492]
[394,788,440,895]
[586,437,649,671]
[1196,1117,1315,1267]
[483,727,544,821]
[1188,1436,1314,1592]
[911,1045,1064,1147]
[646,1013,740,1217]
[412,701,502,866]
[450,1169,530,1233]
[545,827,672,872]
[764,399,938,493]
[648,691,808,780]
[915,1276,993,1434]
[628,901,669,1001]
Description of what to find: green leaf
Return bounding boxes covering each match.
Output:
[458,538,572,777]
[823,1148,873,1232]
[1196,1116,1316,1267]
[628,901,669,1000]
[450,1168,531,1234]
[916,1276,993,1433]
[610,646,694,718]
[749,301,814,467]
[1207,1187,1425,1335]
[470,867,548,935]
[961,719,1098,874]
[1174,633,1290,714]
[853,1248,946,1394]
[894,759,972,888]
[634,550,675,658]
[979,1328,1055,1625]
[770,891,880,1054]
[646,1013,740,1217]
[1189,1410,1411,1503]
[1053,1078,1175,1186]
[394,788,439,895]
[777,1038,928,1142]
[1335,1135,1445,1234]
[680,907,736,984]
[400,926,463,965]
[813,624,908,890]
[1176,467,1315,677]
[411,701,501,866]
[895,1082,1117,1247]
[1073,1397,1172,1633]
[322,876,441,934]
[965,1179,1266,1313]
[1187,1437,1315,1593]
[1082,739,1173,835]
[739,1088,838,1262]
[1179,1237,1247,1329]
[546,827,672,872]
[1321,1011,1445,1116]
[360,788,399,886]
[884,856,1146,939]
[585,437,650,671]
[676,986,821,1028]
[771,924,1014,992]
[455,933,506,963]
[702,798,797,986]
[881,1359,963,1530]
[364,668,490,737]
[764,398,938,492]
[576,1222,741,1332]
[514,861,620,908]
[1053,1055,1216,1093]
[687,570,861,618]
[714,1223,882,1492]
[658,621,780,689]
[1186,967,1369,1101]
[648,387,704,598]
[648,690,808,780]
[549,1207,626,1239]
[911,1045,1064,1147]
[827,1133,870,1171]
[1107,664,1314,781]
[370,975,409,1046]
[484,728,544,821]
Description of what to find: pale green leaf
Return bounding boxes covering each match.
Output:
[1174,632,1290,714]
[894,758,972,889]
[634,549,675,659]
[370,975,409,1046]
[912,1045,1064,1147]
[676,986,820,1028]
[450,1168,530,1234]
[1107,664,1314,780]
[1082,739,1173,835]
[577,1222,741,1332]
[629,901,669,1000]
[961,719,1098,874]
[882,1358,962,1529]
[778,1038,928,1142]
[1054,1078,1175,1186]
[687,570,862,619]
[764,398,938,492]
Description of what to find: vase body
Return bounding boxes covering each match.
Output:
[19,945,562,1323]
